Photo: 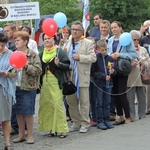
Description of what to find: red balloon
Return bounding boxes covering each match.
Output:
[42,18,58,37]
[9,51,27,69]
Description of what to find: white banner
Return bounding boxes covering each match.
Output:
[0,2,40,21]
[82,0,90,31]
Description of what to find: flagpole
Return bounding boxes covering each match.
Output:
[84,31,86,37]
[29,0,33,39]
[82,0,90,35]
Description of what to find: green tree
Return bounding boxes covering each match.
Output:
[90,0,150,31]
[32,0,83,27]
[0,0,83,29]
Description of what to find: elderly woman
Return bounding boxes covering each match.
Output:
[0,32,17,150]
[38,34,70,138]
[12,31,42,144]
[127,30,148,121]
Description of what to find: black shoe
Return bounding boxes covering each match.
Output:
[146,111,150,115]
[113,120,125,125]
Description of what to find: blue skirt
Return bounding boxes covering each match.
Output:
[16,87,36,115]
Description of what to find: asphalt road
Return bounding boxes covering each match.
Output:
[0,94,150,150]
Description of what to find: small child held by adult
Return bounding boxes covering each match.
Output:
[91,39,115,130]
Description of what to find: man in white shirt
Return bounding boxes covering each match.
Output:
[21,26,39,54]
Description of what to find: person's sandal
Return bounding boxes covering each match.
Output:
[48,131,57,137]
[59,134,67,138]
[13,137,26,143]
[26,137,34,144]
[4,145,10,150]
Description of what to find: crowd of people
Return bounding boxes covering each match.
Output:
[0,13,150,150]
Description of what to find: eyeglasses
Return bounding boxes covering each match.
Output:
[133,39,140,41]
[71,28,82,32]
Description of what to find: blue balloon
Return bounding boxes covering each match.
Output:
[54,12,67,28]
[0,27,3,31]
[119,32,132,46]
[148,26,150,33]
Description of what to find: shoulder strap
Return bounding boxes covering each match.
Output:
[56,47,61,58]
[39,50,43,58]
[119,46,123,53]
[63,70,71,82]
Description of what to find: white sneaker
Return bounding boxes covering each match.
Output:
[79,127,88,133]
[69,125,80,132]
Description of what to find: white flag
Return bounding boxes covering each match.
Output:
[82,0,90,31]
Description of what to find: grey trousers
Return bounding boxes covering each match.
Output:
[146,85,150,112]
[127,87,146,120]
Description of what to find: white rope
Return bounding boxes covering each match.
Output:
[84,57,149,96]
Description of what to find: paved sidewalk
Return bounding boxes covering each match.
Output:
[0,94,150,150]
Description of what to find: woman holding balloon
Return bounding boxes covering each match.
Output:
[38,31,70,138]
[12,31,42,144]
[107,21,137,124]
[0,32,17,150]
[38,13,70,138]
[38,32,70,138]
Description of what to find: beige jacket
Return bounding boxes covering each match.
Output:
[65,38,96,87]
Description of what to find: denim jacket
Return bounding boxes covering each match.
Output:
[107,35,137,60]
[20,49,42,90]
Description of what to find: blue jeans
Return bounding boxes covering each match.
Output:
[96,86,112,123]
[89,80,96,121]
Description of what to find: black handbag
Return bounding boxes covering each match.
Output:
[62,80,77,95]
[114,46,132,76]
[62,71,77,95]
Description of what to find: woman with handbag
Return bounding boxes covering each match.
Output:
[107,21,137,124]
[38,34,70,138]
[127,30,149,121]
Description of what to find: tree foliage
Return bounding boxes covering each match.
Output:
[90,0,150,31]
[0,0,83,29]
[32,0,83,27]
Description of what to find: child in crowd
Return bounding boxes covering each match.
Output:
[91,39,115,130]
